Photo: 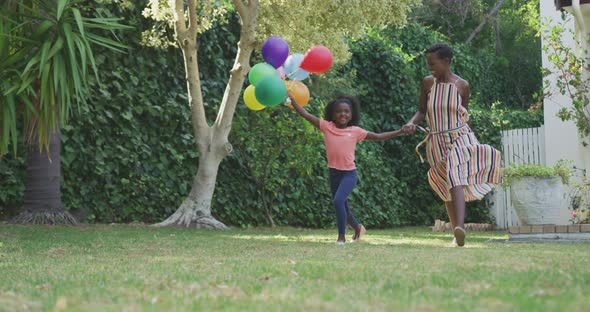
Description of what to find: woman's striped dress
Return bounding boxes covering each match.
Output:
[424,80,502,202]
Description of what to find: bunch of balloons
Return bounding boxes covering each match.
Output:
[243,36,333,111]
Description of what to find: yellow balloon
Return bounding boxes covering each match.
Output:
[285,80,310,109]
[243,85,266,111]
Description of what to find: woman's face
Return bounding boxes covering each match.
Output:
[426,53,450,77]
[332,102,352,128]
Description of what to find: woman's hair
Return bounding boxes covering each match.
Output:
[324,95,361,126]
[426,43,453,63]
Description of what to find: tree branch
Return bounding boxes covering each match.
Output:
[187,0,199,36]
[213,0,259,136]
[233,0,246,13]
[464,0,506,44]
[171,0,208,132]
[169,0,187,34]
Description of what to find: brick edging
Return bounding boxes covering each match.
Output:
[509,224,590,234]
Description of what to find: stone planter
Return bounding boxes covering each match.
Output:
[510,176,564,225]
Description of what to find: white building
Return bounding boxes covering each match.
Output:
[493,1,590,228]
[541,0,590,225]
[542,0,590,173]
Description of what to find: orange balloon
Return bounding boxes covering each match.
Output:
[285,80,310,109]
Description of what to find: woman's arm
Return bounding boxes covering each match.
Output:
[289,94,320,129]
[365,129,403,141]
[401,77,430,134]
[457,78,470,111]
[456,78,471,126]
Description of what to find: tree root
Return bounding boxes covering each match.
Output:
[10,209,78,225]
[153,197,228,230]
[154,215,228,229]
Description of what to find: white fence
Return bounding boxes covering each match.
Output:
[491,126,546,229]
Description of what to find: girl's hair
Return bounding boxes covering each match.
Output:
[324,95,361,126]
[426,43,453,63]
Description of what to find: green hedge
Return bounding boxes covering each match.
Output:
[0,5,542,227]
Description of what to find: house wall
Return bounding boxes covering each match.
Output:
[541,2,581,166]
[566,3,590,177]
[540,1,590,224]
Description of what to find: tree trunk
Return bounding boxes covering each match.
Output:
[494,17,502,55]
[464,0,506,44]
[155,132,231,229]
[155,0,258,229]
[11,129,77,225]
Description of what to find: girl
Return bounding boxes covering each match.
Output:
[402,43,502,247]
[289,94,402,245]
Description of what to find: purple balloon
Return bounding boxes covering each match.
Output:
[261,36,289,69]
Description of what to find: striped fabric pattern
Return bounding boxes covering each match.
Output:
[425,81,502,202]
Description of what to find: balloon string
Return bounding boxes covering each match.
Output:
[285,67,301,80]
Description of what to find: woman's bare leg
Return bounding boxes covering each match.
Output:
[449,186,466,246]
[449,186,465,228]
[445,201,457,229]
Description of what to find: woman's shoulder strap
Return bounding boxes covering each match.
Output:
[422,75,436,90]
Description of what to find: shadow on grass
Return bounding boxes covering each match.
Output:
[229,228,509,249]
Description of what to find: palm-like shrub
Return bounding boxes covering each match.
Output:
[1,0,129,224]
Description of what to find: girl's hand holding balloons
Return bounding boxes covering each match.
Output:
[285,80,310,109]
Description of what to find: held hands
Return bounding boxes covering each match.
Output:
[286,92,296,107]
[401,123,417,134]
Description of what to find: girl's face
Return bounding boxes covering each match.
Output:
[426,53,450,77]
[332,102,352,128]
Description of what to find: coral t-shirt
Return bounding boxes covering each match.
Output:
[320,119,368,170]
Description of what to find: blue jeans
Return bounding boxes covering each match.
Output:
[329,168,360,235]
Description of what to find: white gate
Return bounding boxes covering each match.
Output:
[491,126,546,229]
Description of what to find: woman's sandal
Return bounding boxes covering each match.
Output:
[453,226,466,247]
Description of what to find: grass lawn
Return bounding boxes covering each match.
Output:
[0,224,589,311]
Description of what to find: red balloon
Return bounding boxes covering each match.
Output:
[299,45,333,74]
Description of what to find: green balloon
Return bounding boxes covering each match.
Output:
[248,63,278,86]
[255,76,287,107]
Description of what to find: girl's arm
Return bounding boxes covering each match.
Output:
[289,94,320,129]
[365,129,403,141]
[401,76,430,133]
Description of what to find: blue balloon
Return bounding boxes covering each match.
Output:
[283,53,303,73]
[283,53,310,81]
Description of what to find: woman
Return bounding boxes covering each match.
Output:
[402,43,502,247]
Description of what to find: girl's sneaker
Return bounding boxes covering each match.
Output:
[352,224,366,242]
[336,240,345,245]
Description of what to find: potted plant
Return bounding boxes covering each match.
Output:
[503,160,572,225]
[569,177,590,224]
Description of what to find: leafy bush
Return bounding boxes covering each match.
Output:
[502,160,573,187]
[0,151,25,219]
[1,10,541,227]
[215,103,333,228]
[542,15,590,142]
